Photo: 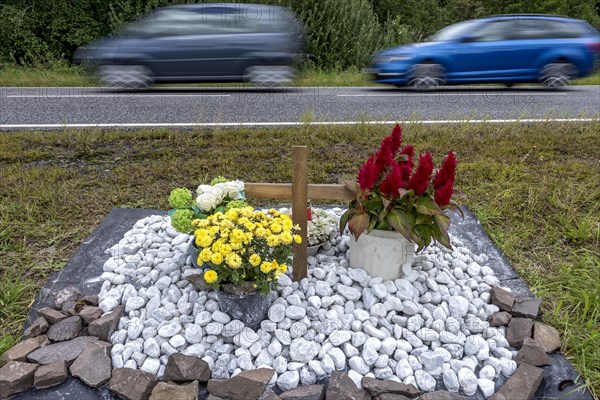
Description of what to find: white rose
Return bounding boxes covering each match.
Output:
[197,185,225,202]
[215,180,245,199]
[196,184,213,196]
[196,192,219,212]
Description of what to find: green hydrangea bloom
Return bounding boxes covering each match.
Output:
[168,188,193,209]
[225,200,249,211]
[210,176,228,185]
[171,209,195,233]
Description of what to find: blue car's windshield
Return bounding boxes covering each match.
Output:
[429,21,476,41]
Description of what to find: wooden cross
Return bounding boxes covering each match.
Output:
[244,146,354,281]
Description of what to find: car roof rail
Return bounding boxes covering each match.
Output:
[486,13,571,19]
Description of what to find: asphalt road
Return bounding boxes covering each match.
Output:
[0,85,598,128]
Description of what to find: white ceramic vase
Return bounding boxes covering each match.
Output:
[349,229,416,281]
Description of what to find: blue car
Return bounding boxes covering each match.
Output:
[370,14,600,90]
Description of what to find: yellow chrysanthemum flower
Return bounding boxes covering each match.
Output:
[249,254,261,267]
[282,217,293,231]
[277,263,287,274]
[221,243,233,255]
[280,231,293,245]
[200,248,213,263]
[204,270,218,283]
[240,207,254,218]
[225,209,239,221]
[199,235,213,248]
[231,229,245,242]
[226,253,242,269]
[195,228,209,237]
[267,235,280,247]
[211,240,222,253]
[211,252,224,265]
[255,227,267,239]
[270,223,282,233]
[260,261,273,274]
[293,234,302,244]
[198,219,210,228]
[230,240,243,250]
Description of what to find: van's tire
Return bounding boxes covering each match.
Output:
[97,65,154,88]
[539,62,577,89]
[408,62,445,91]
[243,65,295,85]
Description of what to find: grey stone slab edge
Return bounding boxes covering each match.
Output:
[13,207,592,400]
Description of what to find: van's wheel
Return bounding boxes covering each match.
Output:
[97,65,154,88]
[244,65,294,85]
[539,62,577,89]
[408,62,445,91]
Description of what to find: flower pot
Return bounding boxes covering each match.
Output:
[307,243,322,257]
[189,242,201,268]
[349,229,416,281]
[216,287,271,331]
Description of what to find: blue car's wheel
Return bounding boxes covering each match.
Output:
[244,65,295,85]
[408,63,445,91]
[539,62,577,89]
[97,65,154,89]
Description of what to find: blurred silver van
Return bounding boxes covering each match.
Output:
[73,3,305,87]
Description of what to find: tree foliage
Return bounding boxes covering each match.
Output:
[1,0,598,69]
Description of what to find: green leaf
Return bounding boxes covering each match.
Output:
[348,212,370,240]
[386,208,412,239]
[215,205,226,213]
[435,214,451,234]
[413,224,432,252]
[364,195,383,212]
[367,215,378,232]
[375,218,392,231]
[416,196,443,215]
[191,205,207,219]
[416,213,432,225]
[430,217,451,249]
[339,209,350,233]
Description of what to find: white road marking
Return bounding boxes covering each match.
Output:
[338,93,567,97]
[1,118,597,130]
[6,94,231,98]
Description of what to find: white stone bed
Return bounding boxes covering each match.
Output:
[97,209,517,398]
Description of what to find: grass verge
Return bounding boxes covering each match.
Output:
[0,64,598,87]
[0,122,598,395]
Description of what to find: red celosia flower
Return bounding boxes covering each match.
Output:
[357,154,380,191]
[399,163,412,187]
[379,161,404,198]
[375,146,394,173]
[434,179,454,207]
[391,124,402,154]
[407,152,434,195]
[399,145,415,182]
[433,150,457,189]
[378,125,403,161]
[400,145,415,166]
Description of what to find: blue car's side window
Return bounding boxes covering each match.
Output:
[470,21,514,42]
